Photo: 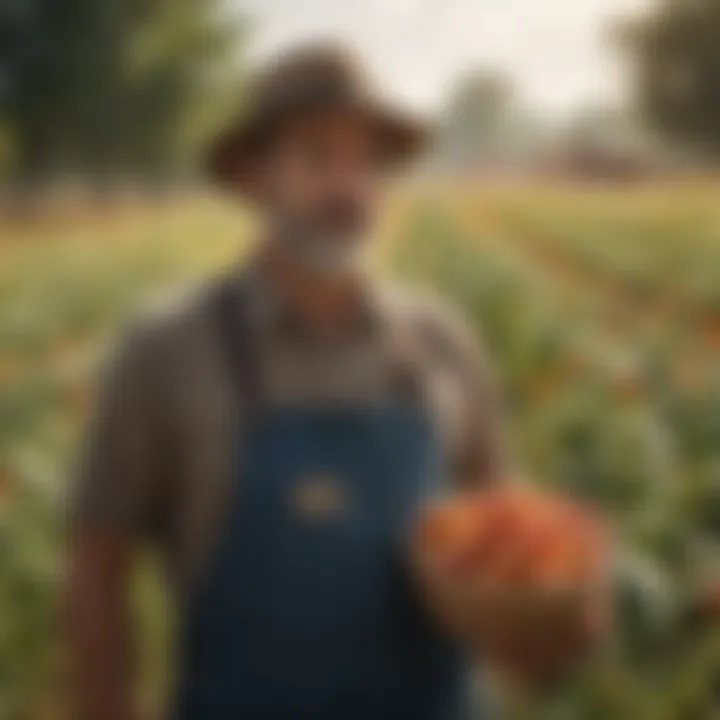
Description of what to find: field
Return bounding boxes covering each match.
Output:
[1,184,719,719]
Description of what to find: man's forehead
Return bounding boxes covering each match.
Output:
[278,108,379,148]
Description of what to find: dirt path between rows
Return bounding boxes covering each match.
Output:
[443,194,720,364]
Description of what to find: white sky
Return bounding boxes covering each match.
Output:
[236,0,651,119]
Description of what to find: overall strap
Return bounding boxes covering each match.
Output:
[212,274,262,420]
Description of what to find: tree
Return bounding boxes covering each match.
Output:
[620,0,720,162]
[2,0,247,188]
[436,70,514,170]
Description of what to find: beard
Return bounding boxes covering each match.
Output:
[279,231,365,275]
[273,202,369,277]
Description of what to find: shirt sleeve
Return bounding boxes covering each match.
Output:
[70,322,167,536]
[413,297,508,489]
[450,323,508,488]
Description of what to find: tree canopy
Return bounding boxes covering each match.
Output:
[621,0,720,162]
[0,0,248,184]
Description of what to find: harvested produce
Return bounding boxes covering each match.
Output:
[413,487,610,643]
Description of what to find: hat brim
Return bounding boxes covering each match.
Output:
[207,99,431,193]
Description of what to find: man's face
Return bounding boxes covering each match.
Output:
[254,109,385,275]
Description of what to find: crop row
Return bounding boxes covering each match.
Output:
[393,203,720,719]
[479,185,720,313]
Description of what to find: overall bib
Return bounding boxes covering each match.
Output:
[176,282,470,720]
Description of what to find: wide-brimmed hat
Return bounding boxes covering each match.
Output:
[207,43,431,190]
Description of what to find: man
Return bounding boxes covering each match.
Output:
[67,44,601,720]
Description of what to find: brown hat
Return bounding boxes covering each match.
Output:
[207,43,431,189]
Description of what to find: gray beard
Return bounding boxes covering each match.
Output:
[273,228,366,277]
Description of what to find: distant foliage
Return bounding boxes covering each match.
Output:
[0,0,248,184]
[620,0,720,162]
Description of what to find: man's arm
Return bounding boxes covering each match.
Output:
[414,298,508,489]
[451,327,507,490]
[66,532,135,720]
[65,324,165,720]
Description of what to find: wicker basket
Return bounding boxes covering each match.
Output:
[412,545,600,646]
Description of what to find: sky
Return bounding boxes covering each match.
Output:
[236,0,651,119]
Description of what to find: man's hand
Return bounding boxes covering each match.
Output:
[66,529,136,720]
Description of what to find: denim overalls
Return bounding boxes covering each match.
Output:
[176,280,470,720]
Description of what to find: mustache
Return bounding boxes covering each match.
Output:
[315,197,367,232]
